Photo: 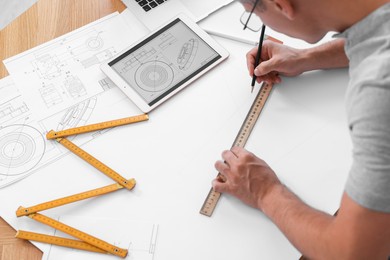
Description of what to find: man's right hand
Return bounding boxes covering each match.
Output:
[246,38,349,85]
[246,40,308,84]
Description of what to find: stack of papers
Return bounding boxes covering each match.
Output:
[0,10,160,260]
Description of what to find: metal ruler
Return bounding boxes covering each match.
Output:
[200,82,273,217]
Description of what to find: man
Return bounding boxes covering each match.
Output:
[213,0,390,258]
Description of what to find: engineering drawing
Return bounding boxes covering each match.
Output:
[39,84,63,108]
[177,38,199,70]
[135,60,174,92]
[0,124,46,180]
[63,76,87,98]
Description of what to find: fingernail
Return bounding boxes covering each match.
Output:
[254,68,259,76]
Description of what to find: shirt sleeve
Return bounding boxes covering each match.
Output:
[345,79,390,213]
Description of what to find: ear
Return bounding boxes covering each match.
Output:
[270,0,295,20]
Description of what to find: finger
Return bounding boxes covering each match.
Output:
[231,146,246,157]
[214,160,229,175]
[212,179,230,193]
[257,72,281,84]
[254,59,276,77]
[217,174,227,183]
[221,150,238,164]
[246,47,259,76]
[275,75,282,83]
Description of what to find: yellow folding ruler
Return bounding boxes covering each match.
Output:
[47,114,148,189]
[200,82,273,217]
[15,180,132,257]
[15,114,148,257]
[15,180,131,257]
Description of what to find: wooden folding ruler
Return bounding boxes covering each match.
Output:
[200,82,273,217]
[46,114,148,189]
[15,114,148,258]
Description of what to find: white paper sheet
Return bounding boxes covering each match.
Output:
[0,12,148,188]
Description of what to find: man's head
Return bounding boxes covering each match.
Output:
[238,0,331,43]
[238,0,389,44]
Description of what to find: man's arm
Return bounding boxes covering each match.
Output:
[263,185,390,259]
[247,38,349,84]
[213,147,390,259]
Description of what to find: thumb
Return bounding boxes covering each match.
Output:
[212,179,229,194]
[254,59,276,77]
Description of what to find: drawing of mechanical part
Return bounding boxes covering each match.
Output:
[121,48,157,73]
[98,77,116,91]
[80,48,116,68]
[0,99,29,125]
[55,97,97,137]
[66,33,105,57]
[85,35,104,51]
[39,84,63,108]
[33,54,65,80]
[63,76,87,98]
[0,125,45,177]
[159,32,177,49]
[177,39,199,70]
[135,61,174,92]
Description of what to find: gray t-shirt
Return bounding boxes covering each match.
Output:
[336,3,390,212]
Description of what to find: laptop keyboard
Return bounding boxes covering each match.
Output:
[135,0,169,12]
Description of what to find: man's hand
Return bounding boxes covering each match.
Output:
[212,146,281,211]
[246,40,307,84]
[213,148,390,259]
[246,39,349,85]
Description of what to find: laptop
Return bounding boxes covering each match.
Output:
[122,0,233,30]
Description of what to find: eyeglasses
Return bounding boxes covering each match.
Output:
[240,0,262,32]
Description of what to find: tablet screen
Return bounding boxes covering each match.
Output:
[108,18,221,106]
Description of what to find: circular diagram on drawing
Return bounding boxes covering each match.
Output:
[85,36,103,50]
[135,61,174,92]
[0,125,45,176]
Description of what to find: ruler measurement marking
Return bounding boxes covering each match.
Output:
[200,83,273,217]
[16,230,107,254]
[28,213,127,258]
[16,181,127,217]
[46,114,149,139]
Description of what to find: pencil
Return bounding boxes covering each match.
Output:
[251,24,266,93]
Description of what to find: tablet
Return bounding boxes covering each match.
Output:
[101,14,229,112]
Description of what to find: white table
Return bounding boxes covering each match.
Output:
[0,9,351,260]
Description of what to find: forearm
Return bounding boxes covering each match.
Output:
[300,38,349,72]
[260,184,337,259]
[214,147,390,258]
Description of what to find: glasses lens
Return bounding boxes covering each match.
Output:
[240,11,262,32]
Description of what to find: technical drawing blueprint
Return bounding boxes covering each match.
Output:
[0,13,147,188]
[0,76,140,188]
[4,13,143,118]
